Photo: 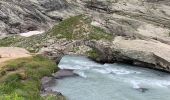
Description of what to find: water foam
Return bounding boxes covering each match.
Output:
[74,70,87,78]
[51,56,170,100]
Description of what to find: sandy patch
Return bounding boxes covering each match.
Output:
[0,47,31,63]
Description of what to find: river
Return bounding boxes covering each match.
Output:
[49,55,170,100]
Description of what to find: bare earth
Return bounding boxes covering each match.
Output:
[0,47,31,63]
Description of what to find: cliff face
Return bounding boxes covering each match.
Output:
[84,0,170,42]
[1,0,170,38]
[0,0,70,35]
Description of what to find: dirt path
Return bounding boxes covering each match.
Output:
[0,47,31,63]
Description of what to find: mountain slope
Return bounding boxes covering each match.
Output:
[0,0,70,35]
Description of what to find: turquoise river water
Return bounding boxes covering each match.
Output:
[49,56,170,100]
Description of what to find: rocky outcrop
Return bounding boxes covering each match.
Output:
[39,39,113,64]
[52,69,78,79]
[66,0,170,72]
[79,0,170,45]
[40,36,170,72]
[0,0,73,35]
[41,70,79,99]
[41,77,65,99]
[107,36,170,72]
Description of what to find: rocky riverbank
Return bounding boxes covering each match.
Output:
[41,36,170,73]
[41,69,78,99]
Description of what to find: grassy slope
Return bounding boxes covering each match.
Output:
[0,15,113,53]
[0,15,113,99]
[0,35,23,47]
[50,15,113,40]
[0,55,65,100]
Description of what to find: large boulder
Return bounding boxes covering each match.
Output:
[110,37,170,72]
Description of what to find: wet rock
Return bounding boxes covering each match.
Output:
[52,69,78,79]
[136,88,149,93]
[41,85,65,99]
[41,76,56,91]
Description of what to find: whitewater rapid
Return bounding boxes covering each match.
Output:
[50,55,170,100]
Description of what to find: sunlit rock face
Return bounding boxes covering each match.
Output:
[0,0,69,35]
[1,0,170,37]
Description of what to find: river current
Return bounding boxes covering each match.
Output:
[50,55,170,100]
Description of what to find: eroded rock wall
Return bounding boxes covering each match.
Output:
[0,0,70,35]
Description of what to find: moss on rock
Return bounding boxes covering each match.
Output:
[86,49,100,60]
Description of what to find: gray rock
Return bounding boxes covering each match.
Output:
[52,69,78,79]
[0,0,70,34]
[39,36,170,72]
[41,76,56,90]
[135,87,149,93]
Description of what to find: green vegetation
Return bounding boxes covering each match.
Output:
[0,15,112,100]
[89,26,112,40]
[0,15,113,53]
[0,34,49,53]
[0,55,64,100]
[86,49,100,60]
[0,35,23,47]
[0,15,114,100]
[49,15,88,40]
[14,34,50,53]
[50,15,113,40]
[72,47,80,53]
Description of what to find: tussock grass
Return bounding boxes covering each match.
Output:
[0,35,23,47]
[0,55,63,100]
[50,15,113,40]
